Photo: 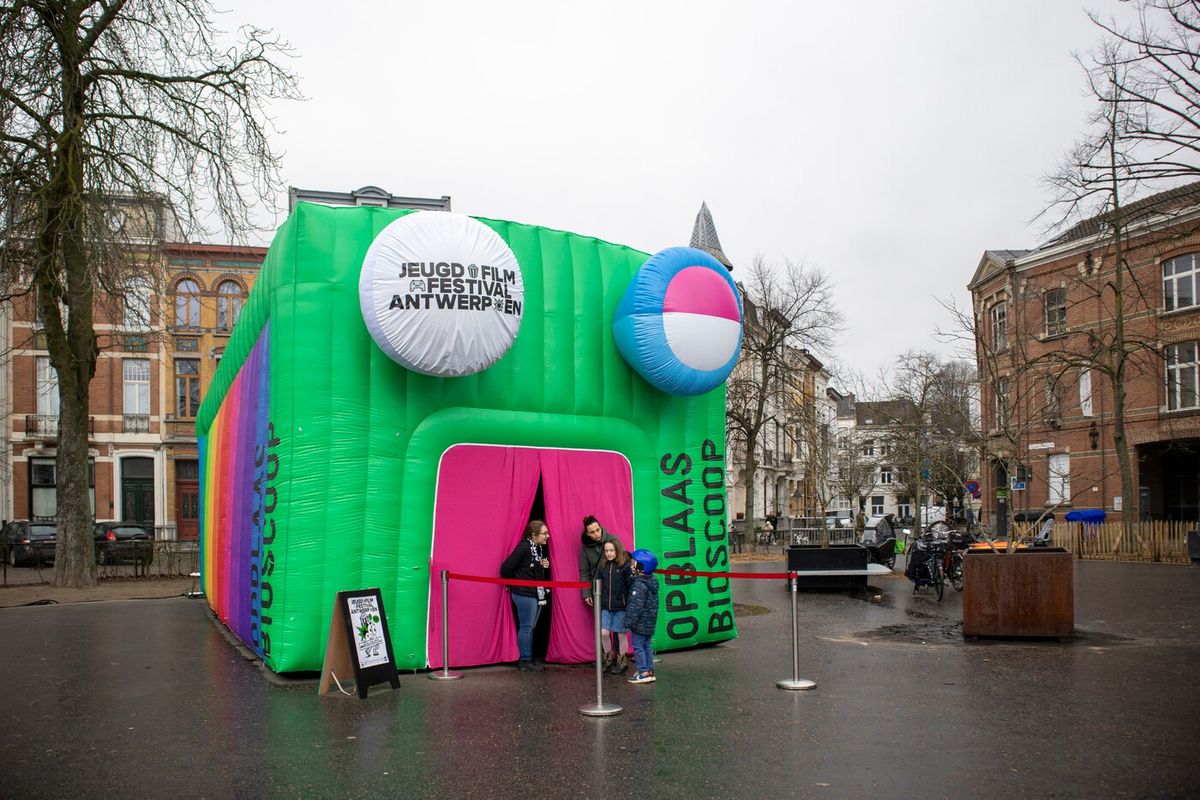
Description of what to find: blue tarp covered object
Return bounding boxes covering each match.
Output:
[1065,508,1107,524]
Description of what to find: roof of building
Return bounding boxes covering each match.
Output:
[984,249,1032,263]
[690,202,733,270]
[971,181,1200,292]
[1046,180,1200,246]
[855,399,917,427]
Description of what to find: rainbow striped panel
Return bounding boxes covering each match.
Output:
[199,327,270,656]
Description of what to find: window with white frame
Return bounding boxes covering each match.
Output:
[1166,341,1199,411]
[1044,288,1067,336]
[35,356,59,434]
[836,496,851,511]
[1079,369,1093,417]
[30,457,94,518]
[1048,453,1070,505]
[123,359,151,432]
[879,467,893,485]
[870,495,885,515]
[897,496,912,518]
[1163,253,1198,312]
[1043,375,1061,420]
[123,278,153,331]
[990,301,1008,350]
[862,439,875,457]
[992,377,1009,429]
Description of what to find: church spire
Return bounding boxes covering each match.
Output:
[689,201,733,271]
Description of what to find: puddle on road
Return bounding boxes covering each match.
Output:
[844,611,1136,647]
[733,603,770,617]
[858,618,964,643]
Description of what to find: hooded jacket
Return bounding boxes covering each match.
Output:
[625,569,659,636]
[578,527,620,599]
[595,558,633,611]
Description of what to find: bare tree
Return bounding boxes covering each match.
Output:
[941,295,1125,550]
[879,352,978,529]
[0,1,299,586]
[827,427,877,526]
[1083,1,1200,190]
[1039,21,1198,525]
[726,256,840,540]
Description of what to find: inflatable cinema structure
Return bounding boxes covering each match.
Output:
[196,204,743,673]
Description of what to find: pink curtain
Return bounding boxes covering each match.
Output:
[538,449,635,663]
[427,445,634,667]
[428,446,540,668]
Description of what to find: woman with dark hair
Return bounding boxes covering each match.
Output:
[578,515,618,607]
[500,520,551,672]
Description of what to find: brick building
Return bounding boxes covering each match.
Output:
[161,243,264,539]
[3,186,451,538]
[969,182,1200,525]
[1,238,263,539]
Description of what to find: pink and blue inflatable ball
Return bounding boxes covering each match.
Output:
[613,246,743,396]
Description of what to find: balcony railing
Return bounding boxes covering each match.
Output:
[123,414,151,433]
[24,415,95,437]
[164,418,197,440]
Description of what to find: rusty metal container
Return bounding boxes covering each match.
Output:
[962,548,1074,638]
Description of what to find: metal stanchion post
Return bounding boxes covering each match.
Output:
[777,571,816,691]
[579,578,621,716]
[429,570,464,682]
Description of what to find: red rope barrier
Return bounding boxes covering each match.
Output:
[447,572,590,590]
[658,568,793,580]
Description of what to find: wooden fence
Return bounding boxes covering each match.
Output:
[1048,520,1196,564]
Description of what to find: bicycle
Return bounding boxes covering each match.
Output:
[925,540,946,601]
[947,547,964,592]
[946,530,972,592]
[907,531,946,601]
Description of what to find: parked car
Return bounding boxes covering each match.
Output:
[1,520,57,567]
[93,521,154,566]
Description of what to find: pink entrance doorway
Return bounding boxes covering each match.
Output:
[427,445,634,668]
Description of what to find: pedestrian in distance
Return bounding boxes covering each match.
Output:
[626,548,660,684]
[500,519,551,672]
[595,538,633,673]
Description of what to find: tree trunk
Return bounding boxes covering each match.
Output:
[743,455,757,552]
[1106,157,1141,549]
[46,16,99,588]
[53,368,96,587]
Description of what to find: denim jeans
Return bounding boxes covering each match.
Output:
[630,631,654,673]
[513,593,542,661]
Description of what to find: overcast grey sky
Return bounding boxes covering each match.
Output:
[222,1,1128,381]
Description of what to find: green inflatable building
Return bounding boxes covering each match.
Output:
[197,204,742,673]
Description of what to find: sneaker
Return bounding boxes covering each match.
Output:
[627,670,655,684]
[517,660,543,672]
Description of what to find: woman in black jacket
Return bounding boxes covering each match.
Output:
[500,520,551,672]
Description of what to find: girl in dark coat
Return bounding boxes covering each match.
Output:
[595,538,633,673]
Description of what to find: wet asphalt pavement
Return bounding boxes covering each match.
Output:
[1,559,1198,800]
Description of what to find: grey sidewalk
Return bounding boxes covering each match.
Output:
[1,560,1197,799]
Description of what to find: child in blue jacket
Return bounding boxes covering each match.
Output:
[625,549,659,684]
